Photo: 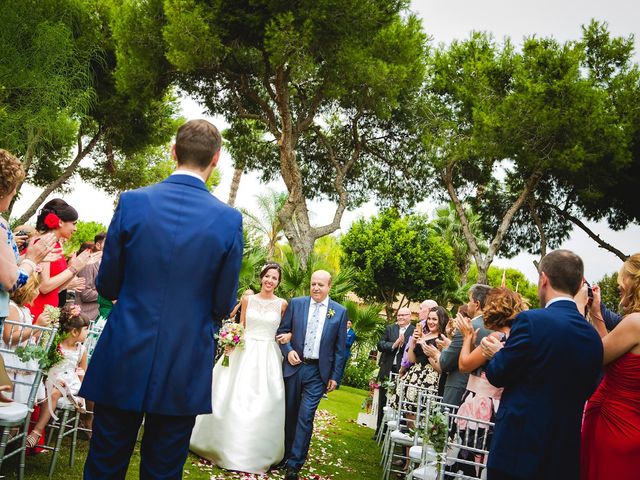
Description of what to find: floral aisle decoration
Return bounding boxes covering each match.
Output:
[424,407,448,475]
[216,321,245,367]
[361,379,379,413]
[380,375,397,395]
[14,305,67,370]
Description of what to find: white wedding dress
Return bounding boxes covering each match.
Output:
[190,295,286,474]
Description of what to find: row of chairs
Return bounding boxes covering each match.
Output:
[0,316,104,479]
[377,374,494,480]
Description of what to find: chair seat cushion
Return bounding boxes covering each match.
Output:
[0,402,28,423]
[390,429,423,445]
[410,464,438,480]
[410,444,437,461]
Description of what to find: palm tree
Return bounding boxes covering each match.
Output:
[242,189,288,260]
[433,203,487,284]
[278,249,355,304]
[343,299,386,351]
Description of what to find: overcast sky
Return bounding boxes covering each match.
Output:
[13,0,639,282]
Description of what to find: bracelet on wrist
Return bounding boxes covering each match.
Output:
[20,259,38,271]
[68,266,78,275]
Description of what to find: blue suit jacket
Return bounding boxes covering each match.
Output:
[79,175,243,416]
[485,299,603,480]
[277,296,348,386]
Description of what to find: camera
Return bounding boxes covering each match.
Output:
[65,290,77,304]
[584,280,593,307]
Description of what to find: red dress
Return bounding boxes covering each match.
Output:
[581,352,640,480]
[27,240,67,322]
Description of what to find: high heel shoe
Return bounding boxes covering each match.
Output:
[26,430,42,448]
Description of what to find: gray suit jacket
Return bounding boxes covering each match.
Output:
[439,315,492,406]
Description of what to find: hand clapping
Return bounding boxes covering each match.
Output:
[481,336,503,360]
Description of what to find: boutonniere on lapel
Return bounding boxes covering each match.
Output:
[327,308,336,319]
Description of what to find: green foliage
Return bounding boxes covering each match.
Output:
[343,299,385,348]
[277,249,355,304]
[341,209,457,316]
[110,0,430,264]
[433,203,486,280]
[241,189,287,260]
[64,221,107,255]
[596,271,621,312]
[465,264,540,308]
[342,355,377,390]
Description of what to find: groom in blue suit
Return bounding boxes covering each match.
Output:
[80,120,243,479]
[483,250,602,480]
[277,270,348,480]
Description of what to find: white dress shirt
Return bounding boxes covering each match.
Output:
[304,297,329,359]
[545,296,576,308]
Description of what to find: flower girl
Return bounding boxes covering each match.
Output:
[26,304,89,448]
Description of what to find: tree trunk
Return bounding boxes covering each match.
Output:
[13,130,101,225]
[227,166,243,207]
[443,165,543,285]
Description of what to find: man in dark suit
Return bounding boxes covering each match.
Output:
[375,307,415,434]
[277,270,348,480]
[483,250,603,480]
[80,120,243,479]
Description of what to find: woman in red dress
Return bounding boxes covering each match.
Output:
[26,199,91,453]
[28,199,91,321]
[581,253,640,480]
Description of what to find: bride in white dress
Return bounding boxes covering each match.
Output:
[190,263,289,474]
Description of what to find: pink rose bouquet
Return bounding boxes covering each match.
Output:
[215,321,245,367]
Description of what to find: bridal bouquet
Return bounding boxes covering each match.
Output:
[216,321,245,367]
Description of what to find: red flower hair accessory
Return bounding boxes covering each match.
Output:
[44,213,60,229]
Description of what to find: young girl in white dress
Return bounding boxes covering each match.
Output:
[190,263,291,474]
[26,304,89,448]
[4,275,51,403]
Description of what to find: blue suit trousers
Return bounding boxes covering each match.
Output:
[84,403,195,479]
[284,363,326,471]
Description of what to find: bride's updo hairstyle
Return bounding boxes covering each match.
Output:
[482,287,529,331]
[619,253,640,315]
[36,198,78,232]
[259,262,282,287]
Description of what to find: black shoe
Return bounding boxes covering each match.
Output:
[270,459,287,471]
[285,467,299,480]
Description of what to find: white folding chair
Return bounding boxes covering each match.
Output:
[376,371,399,445]
[382,382,439,480]
[0,320,57,480]
[439,410,494,480]
[409,402,459,480]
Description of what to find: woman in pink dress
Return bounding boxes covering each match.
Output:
[581,253,640,480]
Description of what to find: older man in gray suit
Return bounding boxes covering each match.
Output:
[436,284,492,406]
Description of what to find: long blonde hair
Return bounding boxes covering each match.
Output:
[10,274,41,307]
[620,253,640,315]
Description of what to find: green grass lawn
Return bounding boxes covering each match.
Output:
[2,386,381,479]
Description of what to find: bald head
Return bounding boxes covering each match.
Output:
[419,299,438,320]
[310,270,332,303]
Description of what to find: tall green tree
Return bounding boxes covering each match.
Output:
[110,0,427,266]
[341,209,456,319]
[420,27,635,282]
[0,0,180,223]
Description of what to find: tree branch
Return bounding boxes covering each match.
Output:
[528,195,547,269]
[14,129,102,225]
[548,204,628,261]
